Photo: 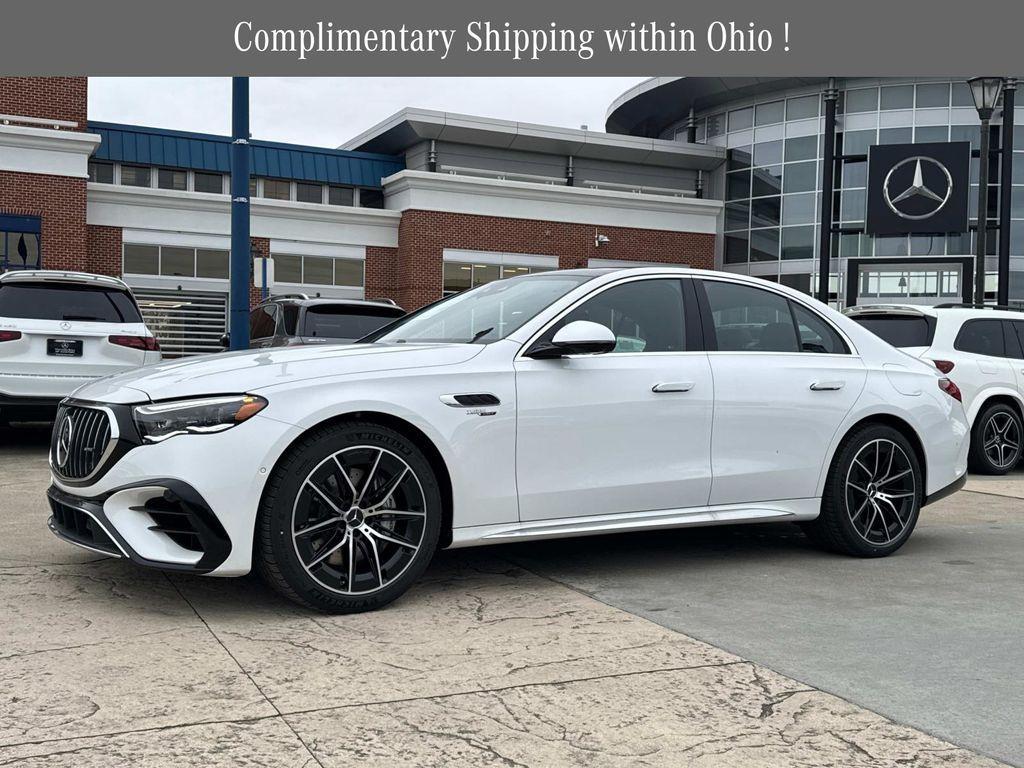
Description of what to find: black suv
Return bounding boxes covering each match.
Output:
[226,295,406,349]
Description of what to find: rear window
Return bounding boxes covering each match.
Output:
[850,315,935,348]
[0,283,142,323]
[301,305,404,340]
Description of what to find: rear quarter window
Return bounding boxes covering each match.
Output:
[0,283,142,323]
[954,319,1005,357]
[849,315,936,348]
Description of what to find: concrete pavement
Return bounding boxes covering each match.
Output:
[0,425,1014,767]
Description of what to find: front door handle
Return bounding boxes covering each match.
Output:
[652,381,695,393]
[809,381,845,391]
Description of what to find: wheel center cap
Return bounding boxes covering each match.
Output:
[345,508,364,526]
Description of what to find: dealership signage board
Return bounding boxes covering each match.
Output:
[866,142,971,236]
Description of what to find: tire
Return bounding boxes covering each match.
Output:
[967,402,1022,476]
[802,424,922,557]
[255,421,442,613]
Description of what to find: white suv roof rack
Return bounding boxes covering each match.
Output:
[0,269,131,291]
[844,304,935,316]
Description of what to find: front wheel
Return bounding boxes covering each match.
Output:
[802,424,922,557]
[255,421,442,613]
[968,403,1022,476]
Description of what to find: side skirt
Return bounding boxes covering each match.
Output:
[448,498,821,549]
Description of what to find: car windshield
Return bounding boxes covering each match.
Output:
[302,305,404,340]
[0,282,143,323]
[367,273,593,345]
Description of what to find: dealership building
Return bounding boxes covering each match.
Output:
[609,76,1023,308]
[0,76,1019,355]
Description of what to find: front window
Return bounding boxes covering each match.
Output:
[368,273,592,345]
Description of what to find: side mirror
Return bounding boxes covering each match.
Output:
[219,333,230,349]
[529,320,617,359]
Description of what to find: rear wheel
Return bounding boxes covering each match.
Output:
[968,403,1022,476]
[256,421,442,613]
[803,424,922,557]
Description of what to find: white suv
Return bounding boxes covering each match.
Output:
[847,304,1024,475]
[0,271,160,424]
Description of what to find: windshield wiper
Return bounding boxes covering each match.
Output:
[468,327,494,343]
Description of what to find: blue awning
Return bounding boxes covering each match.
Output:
[89,122,404,188]
[0,214,41,233]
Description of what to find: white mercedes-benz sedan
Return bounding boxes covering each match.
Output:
[47,268,970,612]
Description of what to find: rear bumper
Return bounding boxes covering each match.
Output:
[47,483,232,574]
[0,373,99,401]
[0,394,62,421]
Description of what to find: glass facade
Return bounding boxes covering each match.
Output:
[683,78,1023,307]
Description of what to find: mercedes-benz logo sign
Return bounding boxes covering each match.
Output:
[55,415,73,469]
[59,321,71,331]
[883,156,953,220]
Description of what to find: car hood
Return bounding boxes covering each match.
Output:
[71,343,485,403]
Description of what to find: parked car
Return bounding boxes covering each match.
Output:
[46,268,968,612]
[846,304,1024,475]
[0,270,159,424]
[220,295,406,349]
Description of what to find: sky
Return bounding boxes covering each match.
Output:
[88,77,648,148]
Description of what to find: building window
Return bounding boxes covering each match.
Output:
[158,168,188,191]
[442,260,550,295]
[359,188,384,208]
[194,172,224,194]
[271,254,365,288]
[272,254,302,283]
[160,246,196,277]
[196,249,230,279]
[121,165,151,188]
[0,214,41,271]
[262,179,291,200]
[328,185,354,206]
[296,182,323,204]
[123,244,159,275]
[249,177,259,197]
[88,161,114,184]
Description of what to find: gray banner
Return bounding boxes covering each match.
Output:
[4,0,1023,75]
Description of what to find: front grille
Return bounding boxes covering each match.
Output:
[51,405,113,480]
[48,496,120,556]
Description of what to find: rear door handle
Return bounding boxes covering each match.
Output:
[652,382,695,393]
[809,381,845,391]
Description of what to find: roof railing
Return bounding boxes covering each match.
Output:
[933,303,1024,312]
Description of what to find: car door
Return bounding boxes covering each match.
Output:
[697,278,867,505]
[514,276,714,522]
[951,318,1014,412]
[1007,321,1024,396]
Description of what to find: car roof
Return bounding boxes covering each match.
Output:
[845,303,1024,321]
[261,296,405,311]
[0,269,132,291]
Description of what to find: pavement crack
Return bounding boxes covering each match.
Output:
[163,574,327,768]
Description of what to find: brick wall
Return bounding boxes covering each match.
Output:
[85,225,122,277]
[392,209,715,310]
[0,77,87,129]
[0,170,87,270]
[364,246,399,304]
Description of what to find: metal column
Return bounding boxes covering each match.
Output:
[817,79,839,304]
[998,79,1017,305]
[229,77,251,351]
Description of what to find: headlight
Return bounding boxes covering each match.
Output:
[133,395,267,443]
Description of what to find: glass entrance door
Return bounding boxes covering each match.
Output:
[856,263,963,306]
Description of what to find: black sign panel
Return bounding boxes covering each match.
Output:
[866,142,970,235]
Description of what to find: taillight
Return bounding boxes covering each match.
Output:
[108,335,160,351]
[932,359,955,374]
[938,377,962,402]
[0,331,21,342]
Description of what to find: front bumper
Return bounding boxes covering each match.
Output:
[49,409,302,576]
[48,482,231,573]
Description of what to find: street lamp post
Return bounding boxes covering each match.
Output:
[967,76,1004,306]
